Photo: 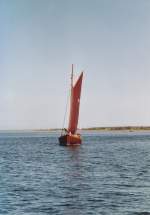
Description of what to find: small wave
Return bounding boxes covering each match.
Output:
[133,212,150,215]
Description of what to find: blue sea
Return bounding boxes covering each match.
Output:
[0,131,150,215]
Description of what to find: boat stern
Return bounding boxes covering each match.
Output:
[59,134,82,146]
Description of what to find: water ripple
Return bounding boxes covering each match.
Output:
[0,131,150,214]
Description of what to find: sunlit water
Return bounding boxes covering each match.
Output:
[0,131,150,215]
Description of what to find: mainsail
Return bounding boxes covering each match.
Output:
[68,70,83,134]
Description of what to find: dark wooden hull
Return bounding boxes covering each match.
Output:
[59,134,82,146]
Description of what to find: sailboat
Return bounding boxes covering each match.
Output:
[59,65,83,146]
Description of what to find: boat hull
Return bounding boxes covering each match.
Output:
[59,134,82,146]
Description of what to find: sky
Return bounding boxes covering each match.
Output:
[0,0,150,129]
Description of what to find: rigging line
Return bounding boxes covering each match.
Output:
[61,87,70,136]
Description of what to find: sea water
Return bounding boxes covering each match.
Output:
[0,131,150,215]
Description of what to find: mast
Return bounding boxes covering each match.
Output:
[71,64,73,89]
[69,64,73,133]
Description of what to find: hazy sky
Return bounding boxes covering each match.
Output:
[0,0,150,129]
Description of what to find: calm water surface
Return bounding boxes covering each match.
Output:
[0,131,150,215]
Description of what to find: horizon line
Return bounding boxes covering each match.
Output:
[1,125,150,131]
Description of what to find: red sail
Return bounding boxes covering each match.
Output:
[68,72,83,134]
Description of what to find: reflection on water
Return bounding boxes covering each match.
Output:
[0,131,150,215]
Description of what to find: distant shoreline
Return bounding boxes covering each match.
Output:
[82,126,150,131]
[1,126,150,132]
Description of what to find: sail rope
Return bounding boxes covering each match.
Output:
[61,89,70,136]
